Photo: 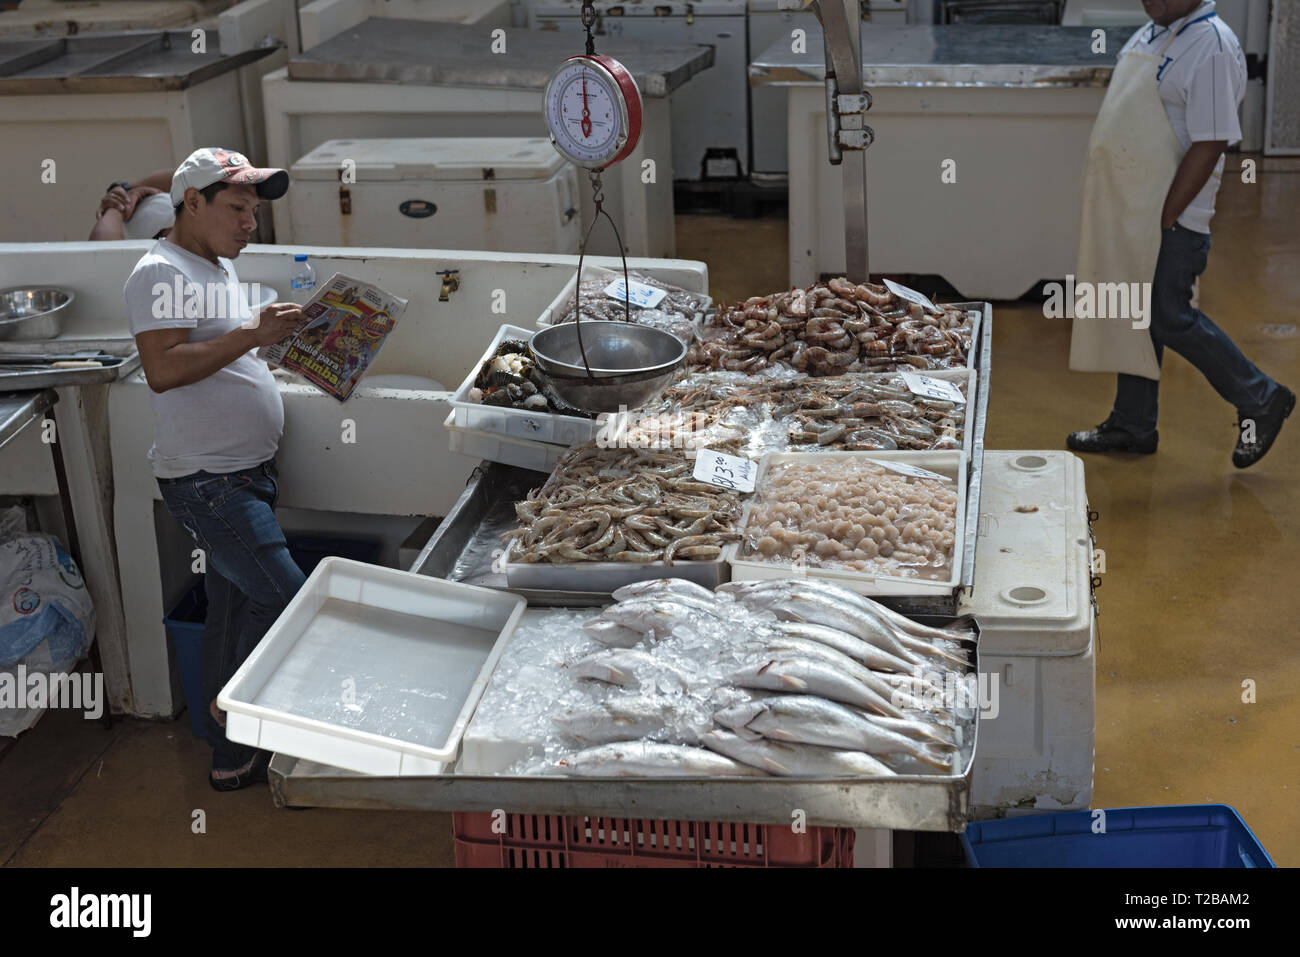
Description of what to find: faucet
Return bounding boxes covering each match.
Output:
[438,269,460,302]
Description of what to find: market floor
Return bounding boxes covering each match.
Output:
[2,156,1296,868]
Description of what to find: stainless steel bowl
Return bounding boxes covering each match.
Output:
[0,287,75,341]
[530,321,686,414]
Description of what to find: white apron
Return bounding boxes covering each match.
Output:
[1069,21,1188,380]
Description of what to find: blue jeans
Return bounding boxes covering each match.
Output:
[1111,223,1277,439]
[158,460,306,772]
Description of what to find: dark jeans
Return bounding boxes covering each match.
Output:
[158,459,305,772]
[1112,223,1277,439]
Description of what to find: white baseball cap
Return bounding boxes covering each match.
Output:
[170,147,289,206]
[124,193,176,239]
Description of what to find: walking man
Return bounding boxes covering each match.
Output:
[1067,0,1292,466]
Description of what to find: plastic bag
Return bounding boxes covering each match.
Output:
[0,531,95,669]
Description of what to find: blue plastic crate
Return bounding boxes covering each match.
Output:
[962,805,1274,868]
[163,536,383,739]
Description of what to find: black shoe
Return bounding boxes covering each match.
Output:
[209,750,271,792]
[1067,415,1158,454]
[1233,385,1295,469]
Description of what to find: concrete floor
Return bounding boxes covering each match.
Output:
[2,155,1295,867]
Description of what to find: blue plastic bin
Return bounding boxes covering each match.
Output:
[163,584,208,738]
[163,536,383,739]
[961,805,1274,868]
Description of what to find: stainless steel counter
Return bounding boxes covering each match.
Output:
[287,17,716,98]
[750,23,1133,88]
[0,30,279,94]
[0,388,54,452]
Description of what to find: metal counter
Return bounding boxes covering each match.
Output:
[0,30,279,94]
[287,17,715,98]
[0,388,54,452]
[268,308,992,830]
[0,339,140,390]
[750,23,1132,88]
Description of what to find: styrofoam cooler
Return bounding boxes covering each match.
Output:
[287,138,582,253]
[962,451,1096,817]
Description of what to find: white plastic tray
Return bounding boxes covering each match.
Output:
[444,410,568,473]
[535,263,711,337]
[217,558,526,776]
[726,450,968,597]
[448,323,604,446]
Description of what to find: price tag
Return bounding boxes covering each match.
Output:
[693,449,757,493]
[877,460,952,483]
[883,278,941,315]
[603,278,667,310]
[901,371,965,404]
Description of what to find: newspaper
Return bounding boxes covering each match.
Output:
[259,273,409,401]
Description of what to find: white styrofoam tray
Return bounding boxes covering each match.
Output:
[726,450,968,597]
[444,410,568,473]
[448,323,603,446]
[217,558,526,776]
[535,263,712,337]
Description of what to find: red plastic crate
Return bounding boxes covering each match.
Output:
[453,812,855,868]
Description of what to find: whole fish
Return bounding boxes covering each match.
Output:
[596,598,724,639]
[582,618,646,648]
[728,656,907,719]
[743,587,969,671]
[558,741,768,777]
[702,730,895,778]
[612,578,719,605]
[553,695,704,745]
[728,578,975,648]
[714,695,954,770]
[570,648,694,691]
[770,620,915,674]
[735,635,938,712]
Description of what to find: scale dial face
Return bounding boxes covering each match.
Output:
[545,55,642,170]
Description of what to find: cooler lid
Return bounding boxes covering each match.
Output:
[960,451,1093,656]
[291,138,567,182]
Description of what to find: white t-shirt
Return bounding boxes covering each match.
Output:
[1119,1,1246,233]
[124,238,284,479]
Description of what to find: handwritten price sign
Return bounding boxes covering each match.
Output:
[693,449,757,493]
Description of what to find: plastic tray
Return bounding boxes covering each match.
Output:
[726,450,968,597]
[217,558,526,776]
[961,805,1275,868]
[448,323,605,446]
[453,812,854,868]
[444,410,569,473]
[536,263,711,340]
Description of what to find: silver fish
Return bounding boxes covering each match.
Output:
[714,695,954,770]
[728,656,907,719]
[553,695,702,746]
[558,741,768,777]
[702,730,895,778]
[611,578,719,605]
[570,648,693,691]
[596,598,723,638]
[582,619,646,648]
[771,620,915,674]
[736,636,937,712]
[734,578,975,647]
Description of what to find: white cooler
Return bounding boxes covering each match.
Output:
[962,451,1097,817]
[287,137,582,253]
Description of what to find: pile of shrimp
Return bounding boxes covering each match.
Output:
[691,278,973,375]
[741,459,959,580]
[505,442,744,565]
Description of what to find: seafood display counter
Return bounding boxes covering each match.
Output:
[750,24,1132,297]
[264,297,993,834]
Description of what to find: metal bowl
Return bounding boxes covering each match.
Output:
[530,321,686,414]
[0,287,74,340]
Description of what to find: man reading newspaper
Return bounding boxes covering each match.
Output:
[124,148,307,792]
